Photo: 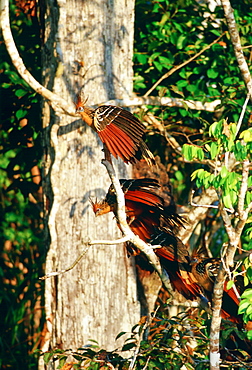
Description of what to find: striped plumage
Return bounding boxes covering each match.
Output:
[75,97,155,166]
[191,257,242,323]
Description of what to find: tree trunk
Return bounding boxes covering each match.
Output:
[40,0,140,360]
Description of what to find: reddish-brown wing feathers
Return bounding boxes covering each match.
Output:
[91,178,185,240]
[98,123,138,162]
[76,99,155,166]
[149,228,202,300]
[91,178,201,300]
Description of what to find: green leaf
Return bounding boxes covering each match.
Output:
[16,109,27,120]
[122,342,136,351]
[43,352,54,365]
[223,193,233,209]
[170,85,184,97]
[240,129,252,143]
[135,53,148,64]
[220,166,228,178]
[2,82,11,88]
[57,356,67,369]
[246,330,252,341]
[15,89,28,98]
[191,168,205,181]
[238,300,250,315]
[207,69,219,79]
[176,80,188,88]
[153,60,163,72]
[241,289,252,299]
[115,331,127,340]
[176,34,187,49]
[210,142,219,159]
[226,280,234,290]
[175,170,184,181]
[158,55,172,66]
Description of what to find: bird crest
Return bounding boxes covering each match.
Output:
[89,197,111,216]
[75,93,88,113]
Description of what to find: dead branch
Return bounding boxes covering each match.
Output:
[220,0,252,99]
[101,159,174,294]
[0,0,76,116]
[105,96,221,112]
[39,236,130,280]
[177,187,218,244]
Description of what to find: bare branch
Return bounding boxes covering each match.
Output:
[40,244,91,280]
[238,159,250,218]
[0,0,76,115]
[209,264,226,370]
[220,0,252,99]
[101,159,174,294]
[105,96,221,112]
[39,236,131,279]
[236,93,250,137]
[190,190,234,213]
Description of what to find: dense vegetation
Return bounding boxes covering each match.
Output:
[0,0,252,368]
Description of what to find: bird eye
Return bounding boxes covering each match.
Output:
[76,106,84,113]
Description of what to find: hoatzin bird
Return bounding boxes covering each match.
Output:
[190,256,243,324]
[75,96,156,166]
[148,227,203,301]
[91,178,185,242]
[91,178,203,300]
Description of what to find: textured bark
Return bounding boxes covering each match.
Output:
[177,187,218,244]
[40,0,140,361]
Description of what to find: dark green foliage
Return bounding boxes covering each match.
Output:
[37,312,210,369]
[1,0,252,368]
[134,0,252,162]
[0,2,44,369]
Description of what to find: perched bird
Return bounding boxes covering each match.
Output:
[75,96,155,166]
[149,227,203,300]
[91,178,185,241]
[190,257,242,324]
[91,178,203,300]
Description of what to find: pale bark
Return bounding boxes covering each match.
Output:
[221,0,252,99]
[39,0,141,363]
[209,160,252,370]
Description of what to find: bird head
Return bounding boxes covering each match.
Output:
[89,197,112,216]
[75,95,88,114]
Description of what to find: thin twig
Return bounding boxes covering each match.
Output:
[39,244,91,280]
[236,93,250,137]
[190,190,234,213]
[129,318,150,370]
[144,32,226,97]
[39,236,130,280]
[220,0,252,99]
[237,159,250,218]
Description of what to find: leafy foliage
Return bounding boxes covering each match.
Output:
[1,0,252,368]
[37,312,210,369]
[0,2,44,369]
[134,0,252,167]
